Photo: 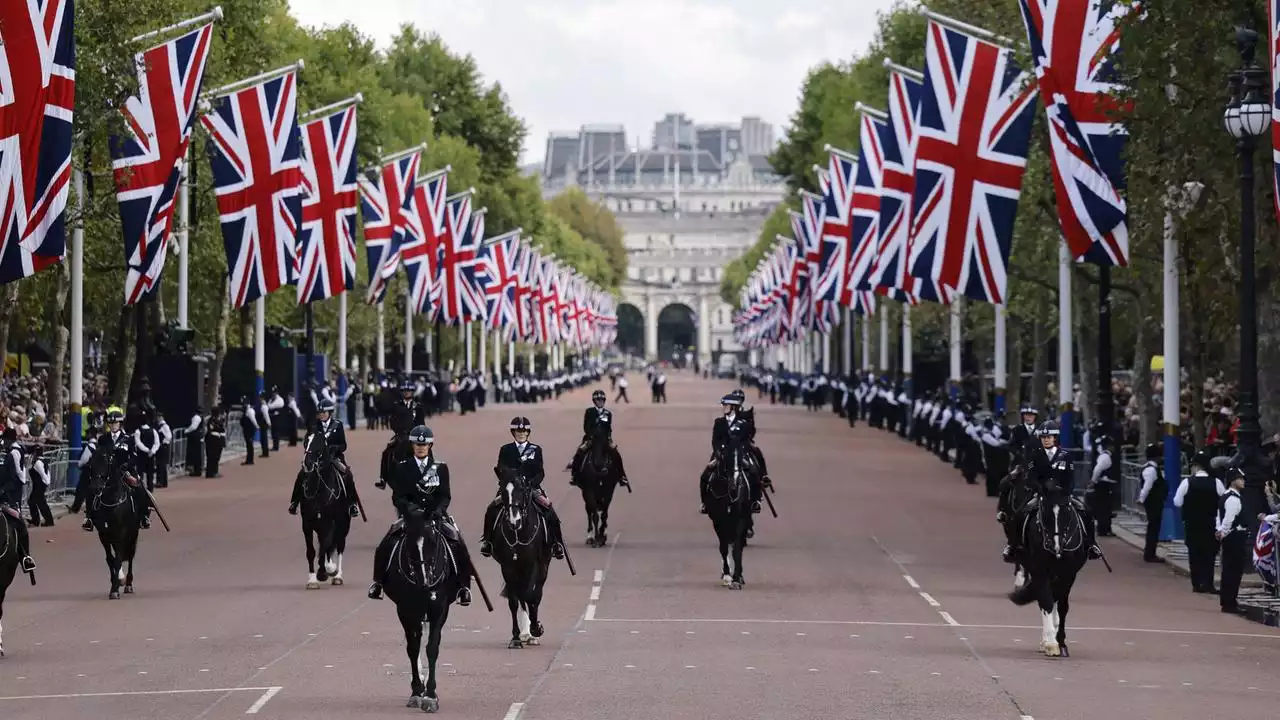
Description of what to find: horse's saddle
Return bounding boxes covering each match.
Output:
[122,473,141,488]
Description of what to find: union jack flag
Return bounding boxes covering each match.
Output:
[111,20,214,304]
[1019,0,1132,266]
[400,167,448,316]
[201,71,304,308]
[850,113,887,317]
[865,69,924,305]
[910,20,1038,305]
[358,150,419,305]
[817,153,853,310]
[537,255,560,343]
[296,103,358,304]
[1254,518,1277,585]
[438,189,483,325]
[0,0,75,286]
[478,230,521,336]
[514,242,538,341]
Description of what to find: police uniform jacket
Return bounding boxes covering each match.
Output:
[1028,445,1074,495]
[1009,423,1038,463]
[315,416,347,455]
[389,399,425,436]
[0,442,24,506]
[583,407,614,436]
[497,441,545,488]
[391,455,451,517]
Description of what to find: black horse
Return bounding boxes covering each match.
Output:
[81,453,141,600]
[706,407,755,589]
[489,466,552,649]
[576,422,620,548]
[377,434,412,491]
[382,513,464,712]
[0,510,31,656]
[1007,485,1089,657]
[298,431,352,589]
[999,466,1037,589]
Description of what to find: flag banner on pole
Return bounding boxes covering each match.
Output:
[819,150,854,309]
[865,67,925,305]
[401,167,448,315]
[438,190,484,325]
[1019,0,1131,266]
[297,103,359,304]
[111,19,214,304]
[201,71,304,308]
[850,113,888,316]
[538,255,560,343]
[478,230,521,335]
[0,0,75,285]
[359,150,419,305]
[515,242,538,341]
[909,18,1038,305]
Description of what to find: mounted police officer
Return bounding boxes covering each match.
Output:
[367,425,473,605]
[288,400,361,518]
[1002,420,1101,563]
[699,390,769,515]
[480,417,567,560]
[74,406,152,531]
[566,389,630,488]
[0,426,37,574]
[1008,405,1039,467]
[378,379,425,490]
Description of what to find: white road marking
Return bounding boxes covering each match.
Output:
[918,592,940,607]
[0,687,279,702]
[593,570,604,583]
[1021,716,1034,720]
[589,586,600,601]
[583,604,596,621]
[244,687,283,714]
[502,702,525,720]
[938,612,959,627]
[902,575,920,589]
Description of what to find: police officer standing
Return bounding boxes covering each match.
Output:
[205,408,227,478]
[1216,467,1249,613]
[185,407,206,477]
[1088,429,1117,536]
[1173,451,1225,593]
[1136,443,1167,562]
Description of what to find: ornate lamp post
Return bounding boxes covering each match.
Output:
[1222,24,1272,533]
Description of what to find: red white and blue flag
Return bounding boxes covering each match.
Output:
[400,166,448,316]
[296,103,359,304]
[909,19,1038,305]
[1254,518,1277,585]
[849,112,886,317]
[515,242,538,341]
[537,255,560,344]
[818,151,855,310]
[437,189,482,325]
[0,0,75,285]
[478,230,521,336]
[111,20,214,304]
[201,70,304,308]
[865,68,924,305]
[358,150,419,305]
[1019,0,1132,266]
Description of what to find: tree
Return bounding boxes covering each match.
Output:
[546,188,627,290]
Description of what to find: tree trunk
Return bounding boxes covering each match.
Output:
[1130,294,1155,451]
[0,283,19,376]
[208,280,231,411]
[1030,307,1048,411]
[47,261,71,432]
[1006,319,1024,423]
[112,305,137,406]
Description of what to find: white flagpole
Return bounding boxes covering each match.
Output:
[861,314,871,371]
[508,339,516,375]
[948,300,961,398]
[1058,242,1074,447]
[478,322,487,375]
[130,6,223,43]
[404,286,413,374]
[994,303,1007,417]
[465,321,474,371]
[822,331,832,374]
[902,305,913,381]
[177,147,190,328]
[842,306,852,375]
[338,292,349,421]
[493,329,501,378]
[376,304,385,373]
[70,169,85,484]
[878,310,888,373]
[254,297,266,397]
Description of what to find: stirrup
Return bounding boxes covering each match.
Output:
[21,556,36,573]
[751,500,762,514]
[1002,545,1015,563]
[479,539,493,557]
[368,582,383,600]
[82,518,94,531]
[458,588,472,606]
[699,503,707,514]
[1088,545,1103,560]
[349,505,360,517]
[552,543,566,560]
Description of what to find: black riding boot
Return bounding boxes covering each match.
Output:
[343,470,361,517]
[14,521,35,573]
[752,447,772,488]
[699,467,713,513]
[288,472,304,514]
[369,531,395,599]
[479,498,500,557]
[612,447,629,486]
[749,477,763,514]
[567,445,586,486]
[1080,504,1103,559]
[451,538,474,606]
[543,507,566,559]
[134,487,152,529]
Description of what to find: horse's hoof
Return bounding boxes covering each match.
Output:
[597,534,608,546]
[531,621,545,638]
[331,578,344,586]
[109,590,120,600]
[421,696,439,713]
[721,574,732,587]
[407,695,423,708]
[524,636,540,646]
[0,644,5,657]
[1042,642,1060,657]
[123,585,134,594]
[585,536,596,548]
[1059,644,1069,657]
[316,569,329,582]
[325,563,338,575]
[730,581,743,590]
[508,638,524,649]
[306,581,320,590]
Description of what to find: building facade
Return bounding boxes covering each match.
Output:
[540,115,786,365]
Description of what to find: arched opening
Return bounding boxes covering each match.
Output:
[657,303,696,366]
[616,303,644,357]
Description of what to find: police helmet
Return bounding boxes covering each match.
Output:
[510,416,532,432]
[317,399,336,413]
[1223,465,1246,483]
[400,379,416,392]
[721,390,744,406]
[105,406,125,423]
[408,425,434,445]
[1037,420,1060,437]
[1190,449,1213,470]
[592,390,606,403]
[1145,442,1162,461]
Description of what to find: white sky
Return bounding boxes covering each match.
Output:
[289,0,896,165]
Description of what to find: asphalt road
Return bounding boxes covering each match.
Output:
[2,373,1278,720]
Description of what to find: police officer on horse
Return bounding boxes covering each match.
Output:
[0,426,37,574]
[367,425,473,605]
[700,389,771,515]
[289,399,362,518]
[74,406,152,531]
[480,417,567,561]
[566,389,629,488]
[378,380,425,490]
[1001,420,1102,564]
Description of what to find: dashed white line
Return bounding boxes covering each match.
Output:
[0,688,280,702]
[593,570,604,583]
[938,612,959,627]
[583,604,596,621]
[902,575,921,589]
[502,702,525,720]
[244,687,283,714]
[919,592,940,607]
[589,586,601,601]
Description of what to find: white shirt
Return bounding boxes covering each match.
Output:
[30,457,50,487]
[267,395,285,411]
[1217,489,1243,535]
[244,406,258,428]
[158,420,172,445]
[1137,464,1159,503]
[1172,471,1226,507]
[1091,451,1114,484]
[133,426,160,456]
[186,413,202,433]
[618,377,629,389]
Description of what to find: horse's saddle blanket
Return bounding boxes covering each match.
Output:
[1,504,21,520]
[122,474,141,488]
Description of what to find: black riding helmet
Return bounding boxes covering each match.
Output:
[408,425,434,445]
[1037,420,1060,437]
[592,390,606,404]
[510,416,532,432]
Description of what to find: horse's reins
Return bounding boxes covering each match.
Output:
[301,436,341,503]
[497,481,541,549]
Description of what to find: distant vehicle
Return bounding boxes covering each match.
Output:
[715,354,738,378]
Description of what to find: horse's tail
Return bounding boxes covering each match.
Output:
[1008,579,1038,606]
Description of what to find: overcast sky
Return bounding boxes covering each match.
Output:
[290,0,896,166]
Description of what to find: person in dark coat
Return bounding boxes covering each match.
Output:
[1136,442,1167,562]
[1173,450,1225,593]
[479,416,566,560]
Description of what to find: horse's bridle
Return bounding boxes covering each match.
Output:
[301,434,339,502]
[498,476,538,548]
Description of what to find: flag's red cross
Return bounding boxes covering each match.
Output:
[442,197,476,319]
[300,112,356,300]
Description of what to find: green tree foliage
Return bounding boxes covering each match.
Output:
[546,188,627,290]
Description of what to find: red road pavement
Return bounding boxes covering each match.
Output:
[2,374,1278,720]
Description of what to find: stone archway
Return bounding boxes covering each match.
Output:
[616,303,644,357]
[657,303,696,366]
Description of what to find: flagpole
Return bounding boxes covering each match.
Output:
[861,314,871,371]
[917,6,1019,48]
[493,329,501,379]
[1164,181,1203,541]
[508,339,516,376]
[254,298,266,444]
[478,321,487,375]
[465,321,474,372]
[301,92,363,121]
[841,306,852,375]
[878,310,889,374]
[69,169,85,491]
[1058,241,1074,449]
[376,304,385,374]
[404,286,413,374]
[902,306,913,390]
[822,331,831,375]
[205,59,305,100]
[130,6,224,43]
[949,300,961,399]
[338,292,349,426]
[177,147,190,329]
[994,303,1007,418]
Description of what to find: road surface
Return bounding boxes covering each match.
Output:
[2,373,1277,720]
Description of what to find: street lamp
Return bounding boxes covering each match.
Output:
[1222,24,1271,534]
